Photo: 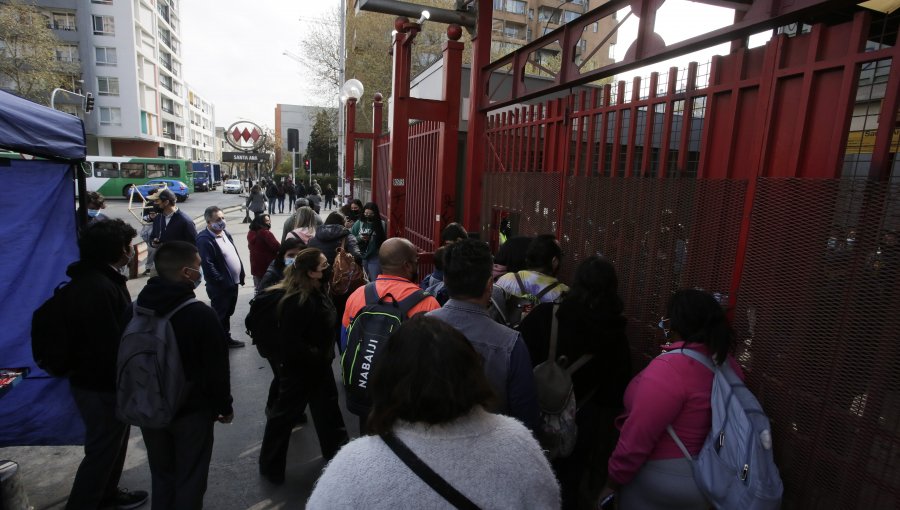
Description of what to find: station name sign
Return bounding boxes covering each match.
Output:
[222,152,270,162]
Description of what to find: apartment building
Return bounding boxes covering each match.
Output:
[16,0,213,159]
[491,0,618,71]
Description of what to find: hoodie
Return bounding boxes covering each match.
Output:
[308,224,363,265]
[64,261,131,392]
[131,277,233,418]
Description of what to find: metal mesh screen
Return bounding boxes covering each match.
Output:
[556,177,746,367]
[734,178,900,509]
[480,171,562,242]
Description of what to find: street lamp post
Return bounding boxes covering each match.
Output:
[342,80,383,204]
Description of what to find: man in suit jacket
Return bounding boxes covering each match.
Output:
[196,206,246,348]
[148,189,197,247]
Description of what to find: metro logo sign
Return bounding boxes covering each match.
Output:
[225,121,265,151]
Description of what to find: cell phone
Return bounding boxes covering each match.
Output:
[599,493,615,510]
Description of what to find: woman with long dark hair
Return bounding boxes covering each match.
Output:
[307,316,559,508]
[598,289,743,509]
[350,202,387,280]
[519,256,632,509]
[258,248,348,484]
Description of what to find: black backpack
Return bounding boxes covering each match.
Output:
[31,282,74,376]
[341,283,426,416]
[244,289,286,359]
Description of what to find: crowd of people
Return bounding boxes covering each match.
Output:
[57,191,744,510]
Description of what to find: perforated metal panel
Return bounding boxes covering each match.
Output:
[734,179,900,510]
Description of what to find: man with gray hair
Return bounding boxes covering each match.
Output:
[196,206,246,348]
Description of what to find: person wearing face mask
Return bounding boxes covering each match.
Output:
[148,189,197,248]
[128,241,234,510]
[80,191,110,223]
[247,214,280,294]
[62,219,150,510]
[258,238,305,291]
[350,202,387,280]
[259,248,349,484]
[196,206,246,348]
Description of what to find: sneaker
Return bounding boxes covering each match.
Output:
[227,338,245,348]
[101,487,148,510]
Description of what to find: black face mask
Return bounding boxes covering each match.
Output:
[152,204,164,213]
[348,210,360,221]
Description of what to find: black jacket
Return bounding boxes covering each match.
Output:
[259,260,284,291]
[131,277,233,417]
[65,261,131,392]
[150,209,197,245]
[518,301,631,408]
[278,288,336,367]
[308,224,363,265]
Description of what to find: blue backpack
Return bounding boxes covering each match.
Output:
[663,349,783,510]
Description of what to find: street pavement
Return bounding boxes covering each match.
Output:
[0,198,360,510]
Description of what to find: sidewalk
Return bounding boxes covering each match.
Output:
[1,207,359,510]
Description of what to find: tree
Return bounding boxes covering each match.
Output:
[306,108,339,176]
[0,1,79,105]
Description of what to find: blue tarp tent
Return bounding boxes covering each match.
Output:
[0,90,88,445]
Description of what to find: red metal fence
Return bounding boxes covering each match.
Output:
[480,12,900,509]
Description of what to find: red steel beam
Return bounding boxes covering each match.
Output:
[479,0,859,112]
[463,0,493,232]
[434,38,463,247]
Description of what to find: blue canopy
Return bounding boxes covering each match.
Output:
[0,90,86,161]
[0,92,85,445]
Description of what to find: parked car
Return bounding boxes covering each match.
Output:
[223,179,243,194]
[127,179,190,202]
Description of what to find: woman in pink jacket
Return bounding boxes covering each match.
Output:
[599,289,743,509]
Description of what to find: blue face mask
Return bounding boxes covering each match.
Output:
[185,267,202,289]
[284,257,295,267]
[212,220,226,232]
[87,209,100,218]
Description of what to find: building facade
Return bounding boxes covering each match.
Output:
[274,103,327,167]
[490,0,618,70]
[9,0,214,159]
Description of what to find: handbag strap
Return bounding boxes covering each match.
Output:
[381,433,481,510]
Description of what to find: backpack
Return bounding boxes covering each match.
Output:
[331,237,368,296]
[341,284,427,416]
[505,272,560,328]
[663,349,783,510]
[245,289,287,359]
[116,299,197,429]
[31,282,75,377]
[532,305,593,459]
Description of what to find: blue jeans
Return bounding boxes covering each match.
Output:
[267,198,276,214]
[364,257,382,281]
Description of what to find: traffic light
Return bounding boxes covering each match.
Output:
[83,92,94,114]
[303,158,310,171]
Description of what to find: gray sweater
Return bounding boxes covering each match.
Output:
[307,407,560,509]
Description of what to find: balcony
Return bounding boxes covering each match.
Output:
[49,22,76,31]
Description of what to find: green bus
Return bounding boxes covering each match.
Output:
[85,156,194,197]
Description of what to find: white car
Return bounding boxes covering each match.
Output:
[222,179,243,194]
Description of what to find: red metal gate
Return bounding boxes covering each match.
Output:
[481,12,900,509]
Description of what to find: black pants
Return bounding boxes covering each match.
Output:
[259,360,348,478]
[208,284,238,342]
[66,387,130,509]
[141,409,216,510]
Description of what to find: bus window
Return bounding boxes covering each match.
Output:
[147,163,166,178]
[122,163,145,178]
[94,162,119,178]
[167,164,180,177]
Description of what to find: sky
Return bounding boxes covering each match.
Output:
[180,0,342,131]
[179,1,771,132]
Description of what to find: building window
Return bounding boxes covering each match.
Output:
[563,10,579,23]
[96,47,117,66]
[99,107,122,126]
[538,7,560,24]
[51,12,76,31]
[493,0,503,9]
[56,44,79,63]
[503,21,526,40]
[161,97,174,114]
[92,15,115,35]
[505,0,526,14]
[97,77,119,96]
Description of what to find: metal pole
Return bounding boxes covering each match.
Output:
[345,97,357,201]
[338,0,347,204]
